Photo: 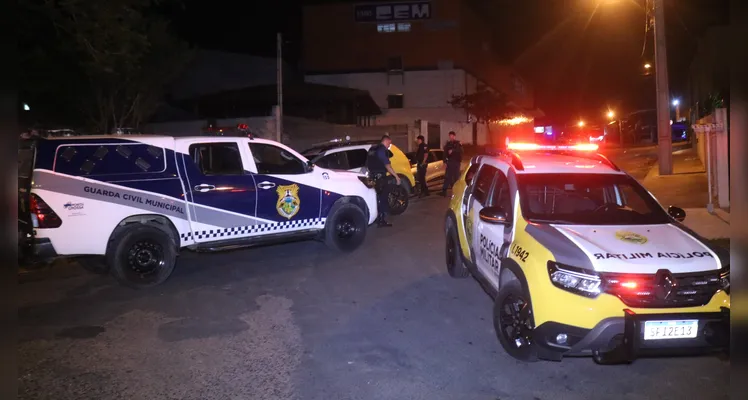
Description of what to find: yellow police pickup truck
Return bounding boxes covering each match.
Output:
[444,142,730,364]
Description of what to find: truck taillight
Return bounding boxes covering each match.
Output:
[30,194,62,228]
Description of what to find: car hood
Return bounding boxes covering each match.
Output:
[547,223,724,274]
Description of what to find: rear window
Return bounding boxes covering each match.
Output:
[53,144,166,176]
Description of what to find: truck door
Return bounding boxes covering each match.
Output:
[473,168,514,290]
[179,140,258,242]
[246,142,322,229]
[466,164,500,287]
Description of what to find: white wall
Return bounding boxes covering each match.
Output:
[306,69,496,146]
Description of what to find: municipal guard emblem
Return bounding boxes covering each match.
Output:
[615,230,648,245]
[276,184,300,219]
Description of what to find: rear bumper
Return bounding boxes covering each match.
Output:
[32,238,58,260]
[533,308,730,363]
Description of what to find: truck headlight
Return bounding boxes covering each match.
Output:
[547,262,602,298]
[720,267,729,294]
[358,176,376,188]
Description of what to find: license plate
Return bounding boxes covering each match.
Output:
[643,320,698,340]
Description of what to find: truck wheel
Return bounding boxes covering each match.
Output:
[325,202,367,252]
[387,183,409,215]
[445,223,469,278]
[107,224,177,289]
[77,256,110,275]
[493,281,538,362]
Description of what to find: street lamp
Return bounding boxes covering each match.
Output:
[578,120,585,127]
[644,63,651,69]
[672,98,681,121]
[672,99,679,106]
[606,110,615,119]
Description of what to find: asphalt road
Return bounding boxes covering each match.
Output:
[19,195,729,400]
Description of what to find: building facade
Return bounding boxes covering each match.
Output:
[302,0,538,150]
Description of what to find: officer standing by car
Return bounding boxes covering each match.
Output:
[366,135,401,227]
[415,135,430,197]
[440,131,462,196]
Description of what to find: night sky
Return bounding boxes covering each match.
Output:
[171,0,728,123]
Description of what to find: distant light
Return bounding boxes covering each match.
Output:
[644,63,651,69]
[577,120,585,127]
[606,110,615,119]
[534,126,545,133]
[672,99,679,106]
[497,116,531,126]
[670,120,673,125]
[23,103,30,111]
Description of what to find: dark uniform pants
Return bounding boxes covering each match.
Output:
[416,164,429,195]
[442,162,461,192]
[372,173,389,215]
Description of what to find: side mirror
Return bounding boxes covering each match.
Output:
[479,206,511,225]
[668,205,686,222]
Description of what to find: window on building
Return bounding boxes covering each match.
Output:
[387,56,403,71]
[397,23,411,32]
[377,23,396,33]
[387,94,404,109]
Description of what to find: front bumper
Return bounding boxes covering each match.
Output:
[533,308,730,363]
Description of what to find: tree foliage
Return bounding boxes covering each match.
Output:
[21,0,193,132]
[447,89,517,125]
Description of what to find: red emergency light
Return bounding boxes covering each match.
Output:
[507,142,599,152]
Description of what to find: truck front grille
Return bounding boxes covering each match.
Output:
[601,270,723,308]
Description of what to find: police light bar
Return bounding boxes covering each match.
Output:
[506,142,599,152]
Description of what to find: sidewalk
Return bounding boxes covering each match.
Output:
[639,148,729,239]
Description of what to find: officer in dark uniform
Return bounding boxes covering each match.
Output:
[366,135,401,227]
[441,131,463,196]
[415,135,430,197]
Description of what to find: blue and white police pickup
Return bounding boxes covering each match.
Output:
[18,135,378,288]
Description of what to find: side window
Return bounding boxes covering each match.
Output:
[317,152,349,170]
[189,143,244,175]
[489,172,512,211]
[248,143,307,175]
[433,151,445,162]
[473,165,498,205]
[346,149,368,169]
[427,152,436,163]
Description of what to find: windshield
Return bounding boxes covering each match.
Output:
[517,173,670,225]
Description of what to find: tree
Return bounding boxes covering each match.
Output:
[448,89,519,145]
[28,0,193,133]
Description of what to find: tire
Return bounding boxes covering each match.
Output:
[387,182,409,216]
[445,222,470,278]
[324,202,368,252]
[77,256,110,275]
[107,224,177,289]
[493,280,538,362]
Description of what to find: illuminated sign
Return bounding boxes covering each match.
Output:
[355,2,431,22]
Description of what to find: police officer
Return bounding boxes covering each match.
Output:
[415,135,430,197]
[440,131,462,196]
[366,135,401,227]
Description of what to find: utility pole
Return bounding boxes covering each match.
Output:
[653,0,672,175]
[276,32,283,143]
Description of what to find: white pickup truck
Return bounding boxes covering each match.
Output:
[18,134,378,288]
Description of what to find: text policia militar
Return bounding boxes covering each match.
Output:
[593,251,714,260]
[83,185,185,214]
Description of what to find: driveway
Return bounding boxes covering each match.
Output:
[18,196,729,400]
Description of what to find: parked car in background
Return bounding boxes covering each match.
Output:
[405,149,447,194]
[302,139,416,215]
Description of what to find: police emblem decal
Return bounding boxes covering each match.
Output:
[276,184,301,219]
[614,230,648,245]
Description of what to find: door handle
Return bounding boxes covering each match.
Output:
[257,181,276,190]
[194,184,216,192]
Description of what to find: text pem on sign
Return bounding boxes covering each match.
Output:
[354,2,432,22]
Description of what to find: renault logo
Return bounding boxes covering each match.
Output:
[654,269,677,300]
